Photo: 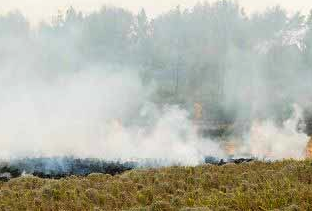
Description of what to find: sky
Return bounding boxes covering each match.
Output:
[0,0,311,25]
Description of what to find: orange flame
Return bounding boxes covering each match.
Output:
[224,142,236,156]
[306,137,312,158]
[194,103,203,120]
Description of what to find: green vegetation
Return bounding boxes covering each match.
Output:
[0,160,311,210]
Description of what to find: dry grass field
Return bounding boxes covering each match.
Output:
[0,160,312,211]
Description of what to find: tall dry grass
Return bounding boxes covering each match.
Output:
[0,160,311,210]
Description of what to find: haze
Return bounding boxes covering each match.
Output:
[0,0,311,24]
[0,0,311,162]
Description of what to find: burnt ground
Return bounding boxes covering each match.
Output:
[0,158,136,181]
[0,157,254,181]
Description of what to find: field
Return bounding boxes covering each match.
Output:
[0,160,312,211]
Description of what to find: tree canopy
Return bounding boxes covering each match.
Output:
[1,1,312,122]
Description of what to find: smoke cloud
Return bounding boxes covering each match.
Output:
[240,105,308,160]
[0,68,225,165]
[0,2,311,166]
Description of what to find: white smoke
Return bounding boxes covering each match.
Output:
[0,6,310,167]
[0,69,145,159]
[0,68,225,165]
[0,66,308,164]
[102,106,225,165]
[241,105,308,160]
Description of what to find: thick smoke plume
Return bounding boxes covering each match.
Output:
[0,67,306,164]
[0,1,311,166]
[0,68,225,165]
[241,105,308,160]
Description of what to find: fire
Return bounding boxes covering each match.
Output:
[111,119,123,130]
[224,141,237,156]
[306,137,312,158]
[194,103,203,120]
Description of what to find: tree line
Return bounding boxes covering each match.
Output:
[1,0,312,122]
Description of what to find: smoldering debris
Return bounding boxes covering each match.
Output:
[0,158,136,180]
[0,157,258,181]
[0,165,21,182]
[204,156,255,166]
